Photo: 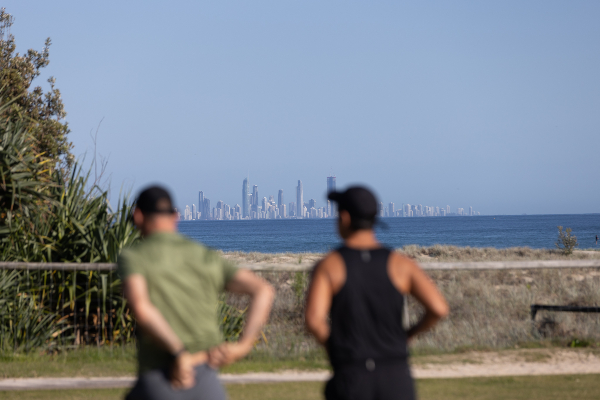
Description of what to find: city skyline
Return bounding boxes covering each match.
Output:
[4,3,598,216]
[179,175,480,221]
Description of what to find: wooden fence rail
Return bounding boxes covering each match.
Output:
[2,259,600,272]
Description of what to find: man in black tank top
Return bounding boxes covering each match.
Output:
[306,187,449,400]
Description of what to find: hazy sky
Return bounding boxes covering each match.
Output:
[5,1,599,215]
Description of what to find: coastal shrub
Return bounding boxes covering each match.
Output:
[0,73,136,351]
[0,117,139,351]
[556,226,578,255]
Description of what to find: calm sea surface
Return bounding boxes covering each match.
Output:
[177,214,600,253]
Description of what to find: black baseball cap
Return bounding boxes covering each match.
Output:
[327,186,378,220]
[135,185,176,215]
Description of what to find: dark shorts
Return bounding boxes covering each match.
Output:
[125,364,226,400]
[325,361,416,400]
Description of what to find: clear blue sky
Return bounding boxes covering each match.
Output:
[5,1,599,215]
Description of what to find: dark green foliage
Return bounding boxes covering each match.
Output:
[0,102,54,239]
[0,86,136,351]
[556,226,578,256]
[0,8,72,168]
[0,119,140,351]
[0,268,137,353]
[0,270,64,352]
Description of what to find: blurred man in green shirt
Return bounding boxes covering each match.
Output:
[119,186,274,400]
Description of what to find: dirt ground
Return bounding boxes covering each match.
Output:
[410,347,600,378]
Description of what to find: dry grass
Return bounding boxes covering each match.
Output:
[222,246,600,358]
[221,246,600,265]
[400,245,600,262]
[220,251,323,265]
[411,267,600,352]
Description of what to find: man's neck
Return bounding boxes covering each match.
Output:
[142,220,177,238]
[344,229,380,249]
[143,227,175,237]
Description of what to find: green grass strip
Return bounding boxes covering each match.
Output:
[2,375,600,400]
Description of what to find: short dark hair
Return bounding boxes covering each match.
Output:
[348,215,376,231]
[135,185,175,215]
[329,186,378,231]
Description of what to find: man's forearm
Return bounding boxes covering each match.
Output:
[135,303,185,354]
[239,285,274,347]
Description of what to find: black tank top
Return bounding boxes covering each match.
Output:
[327,246,408,369]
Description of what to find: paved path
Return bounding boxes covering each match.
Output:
[2,350,600,391]
[0,377,135,390]
[0,373,333,391]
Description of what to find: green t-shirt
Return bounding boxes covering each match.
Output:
[117,231,238,373]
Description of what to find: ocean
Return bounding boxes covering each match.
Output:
[177,214,600,253]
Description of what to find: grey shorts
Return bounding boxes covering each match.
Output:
[126,364,226,400]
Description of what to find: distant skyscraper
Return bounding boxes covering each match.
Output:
[469,206,473,216]
[199,191,205,219]
[252,185,259,215]
[215,200,224,220]
[309,199,316,209]
[242,179,249,218]
[261,197,268,213]
[327,176,336,193]
[327,176,336,217]
[278,190,284,208]
[404,204,410,217]
[388,202,394,218]
[192,204,196,220]
[446,205,450,215]
[296,180,303,218]
[203,198,210,220]
[378,202,384,217]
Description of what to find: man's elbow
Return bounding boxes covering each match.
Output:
[241,272,275,300]
[260,281,275,303]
